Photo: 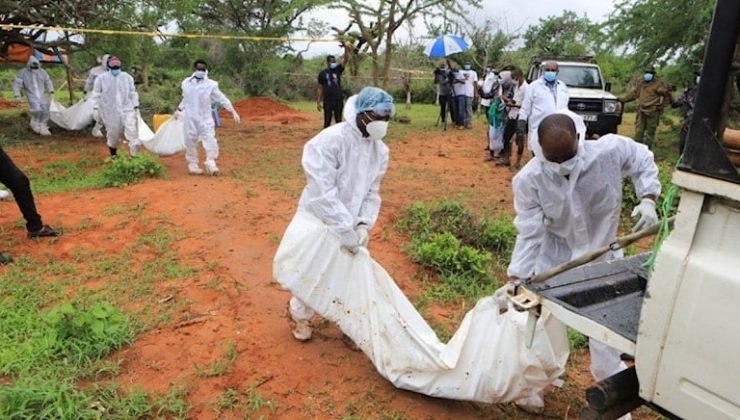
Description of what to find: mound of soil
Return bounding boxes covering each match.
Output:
[0,98,21,110]
[224,97,308,124]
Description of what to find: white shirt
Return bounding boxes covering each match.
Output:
[507,132,661,279]
[518,78,570,155]
[462,70,478,98]
[452,72,467,96]
[297,96,389,233]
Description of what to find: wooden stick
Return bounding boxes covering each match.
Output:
[529,217,675,283]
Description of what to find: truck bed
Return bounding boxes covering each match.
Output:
[524,254,649,343]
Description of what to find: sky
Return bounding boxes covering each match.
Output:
[295,0,617,58]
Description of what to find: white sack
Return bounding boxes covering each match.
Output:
[49,98,95,131]
[138,116,186,157]
[274,210,569,403]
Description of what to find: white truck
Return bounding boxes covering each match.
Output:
[515,1,740,418]
[527,56,622,136]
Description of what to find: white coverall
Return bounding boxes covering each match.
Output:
[13,56,54,135]
[178,74,235,166]
[508,122,661,399]
[518,77,570,156]
[289,96,390,321]
[91,71,140,151]
[84,55,109,137]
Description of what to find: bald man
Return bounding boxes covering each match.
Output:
[507,112,660,414]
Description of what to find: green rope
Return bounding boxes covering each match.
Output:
[644,155,683,273]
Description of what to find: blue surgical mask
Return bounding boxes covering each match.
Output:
[194,70,206,79]
[544,71,557,82]
[464,64,471,70]
[111,69,121,77]
[644,73,654,82]
[329,63,338,69]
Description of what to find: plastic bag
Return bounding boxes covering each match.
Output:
[138,116,185,156]
[489,125,505,153]
[49,98,95,131]
[273,210,569,403]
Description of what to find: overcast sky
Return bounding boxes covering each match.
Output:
[296,0,617,58]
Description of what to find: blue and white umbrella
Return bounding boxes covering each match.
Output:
[424,35,469,58]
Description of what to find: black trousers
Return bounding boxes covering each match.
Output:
[502,119,522,157]
[323,98,343,128]
[439,94,454,123]
[0,146,43,232]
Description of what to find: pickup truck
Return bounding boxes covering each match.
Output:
[527,57,622,136]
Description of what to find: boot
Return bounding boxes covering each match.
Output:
[129,143,139,157]
[205,160,219,176]
[187,163,204,175]
[109,147,118,157]
[291,319,312,341]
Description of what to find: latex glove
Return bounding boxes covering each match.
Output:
[355,226,369,247]
[631,198,658,232]
[516,119,527,135]
[231,110,241,124]
[173,110,182,121]
[339,230,360,255]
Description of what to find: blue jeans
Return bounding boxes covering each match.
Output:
[456,95,467,127]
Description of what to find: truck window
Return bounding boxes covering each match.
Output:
[557,65,603,89]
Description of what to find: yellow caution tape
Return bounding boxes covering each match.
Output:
[0,23,338,43]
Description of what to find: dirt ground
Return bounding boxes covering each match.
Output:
[0,100,662,419]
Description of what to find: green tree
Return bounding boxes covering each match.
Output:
[523,10,599,57]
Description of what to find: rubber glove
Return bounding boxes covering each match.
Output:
[339,230,360,255]
[231,110,241,124]
[631,198,658,232]
[355,226,369,247]
[492,282,516,311]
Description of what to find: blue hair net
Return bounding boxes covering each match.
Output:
[355,87,395,116]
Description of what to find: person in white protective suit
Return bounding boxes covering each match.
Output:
[517,61,570,157]
[287,87,394,341]
[173,59,241,176]
[13,56,55,136]
[505,111,660,417]
[84,53,110,138]
[91,56,141,157]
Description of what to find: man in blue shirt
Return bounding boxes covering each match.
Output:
[317,46,350,128]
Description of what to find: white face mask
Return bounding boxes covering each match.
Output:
[194,70,206,79]
[365,120,389,140]
[544,154,578,176]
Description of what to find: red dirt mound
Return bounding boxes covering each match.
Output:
[224,97,308,124]
[0,98,21,110]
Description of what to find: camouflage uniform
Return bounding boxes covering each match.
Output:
[619,74,673,149]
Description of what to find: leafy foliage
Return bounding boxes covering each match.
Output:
[101,153,165,187]
[523,10,601,57]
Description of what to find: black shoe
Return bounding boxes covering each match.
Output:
[28,225,61,238]
[620,353,635,362]
[0,253,12,265]
[109,147,118,157]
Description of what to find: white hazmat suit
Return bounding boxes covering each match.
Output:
[91,71,140,154]
[13,56,54,136]
[84,54,110,137]
[518,77,570,156]
[177,73,237,174]
[289,95,389,323]
[508,112,661,413]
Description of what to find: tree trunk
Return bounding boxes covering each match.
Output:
[65,63,74,105]
[370,45,380,86]
[382,31,394,90]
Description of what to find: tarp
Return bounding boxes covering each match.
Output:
[0,44,68,64]
[273,210,569,404]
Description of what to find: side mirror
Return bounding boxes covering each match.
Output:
[605,82,612,92]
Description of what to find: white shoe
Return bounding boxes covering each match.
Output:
[39,127,52,136]
[30,121,40,134]
[92,127,103,138]
[129,144,139,156]
[187,163,203,175]
[291,319,312,341]
[205,160,219,176]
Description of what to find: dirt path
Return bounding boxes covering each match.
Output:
[0,102,659,419]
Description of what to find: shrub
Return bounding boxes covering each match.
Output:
[101,154,165,187]
[621,160,678,222]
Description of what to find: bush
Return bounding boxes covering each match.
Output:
[621,160,678,222]
[101,154,165,187]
